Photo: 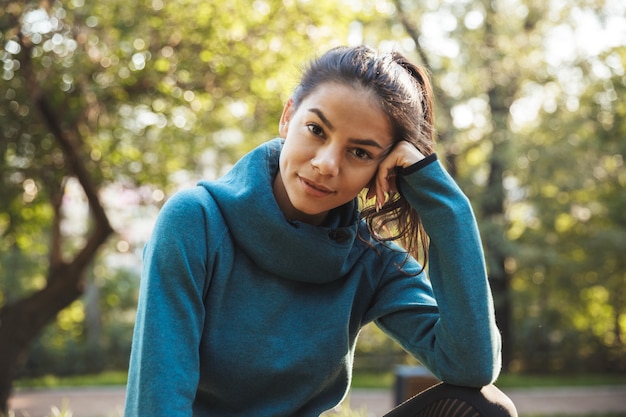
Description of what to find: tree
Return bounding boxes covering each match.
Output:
[4,3,622,414]
[0,2,115,412]
[391,0,626,372]
[510,41,626,371]
[0,0,395,412]
[392,0,541,368]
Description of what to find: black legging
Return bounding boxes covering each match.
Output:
[383,383,518,417]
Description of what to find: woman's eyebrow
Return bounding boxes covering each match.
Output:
[308,108,335,131]
[307,107,385,150]
[349,138,384,149]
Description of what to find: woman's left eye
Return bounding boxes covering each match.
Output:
[351,148,372,160]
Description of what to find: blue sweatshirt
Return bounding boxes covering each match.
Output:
[124,139,501,417]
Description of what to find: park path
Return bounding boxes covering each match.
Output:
[8,385,626,416]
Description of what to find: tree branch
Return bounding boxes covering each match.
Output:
[20,34,114,268]
[392,0,457,175]
[393,0,431,70]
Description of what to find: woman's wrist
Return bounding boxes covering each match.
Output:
[399,153,438,175]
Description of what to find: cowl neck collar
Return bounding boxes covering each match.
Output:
[199,139,363,284]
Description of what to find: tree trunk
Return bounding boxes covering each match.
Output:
[0,224,112,417]
[0,38,114,414]
[481,0,517,370]
[0,264,83,415]
[481,137,514,369]
[85,278,104,372]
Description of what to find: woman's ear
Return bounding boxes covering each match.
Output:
[279,98,294,138]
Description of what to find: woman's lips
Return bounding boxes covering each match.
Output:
[299,176,334,198]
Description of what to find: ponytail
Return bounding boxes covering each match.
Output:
[362,51,436,271]
[390,51,436,154]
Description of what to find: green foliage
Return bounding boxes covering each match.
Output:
[353,324,418,372]
[1,0,404,379]
[393,0,626,373]
[17,241,142,377]
[15,371,127,389]
[14,369,626,390]
[509,45,626,372]
[1,0,626,381]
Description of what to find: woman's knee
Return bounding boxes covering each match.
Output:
[383,382,518,417]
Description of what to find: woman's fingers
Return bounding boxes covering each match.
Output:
[373,142,426,210]
[374,161,395,211]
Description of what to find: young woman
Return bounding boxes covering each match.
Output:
[124,45,517,417]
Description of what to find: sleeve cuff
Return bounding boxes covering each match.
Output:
[398,153,438,176]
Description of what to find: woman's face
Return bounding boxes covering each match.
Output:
[273,82,394,225]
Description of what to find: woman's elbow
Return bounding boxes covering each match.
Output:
[439,350,501,388]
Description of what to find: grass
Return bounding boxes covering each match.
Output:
[495,373,626,389]
[348,372,626,417]
[14,371,127,389]
[15,370,626,390]
[12,371,626,417]
[350,371,626,390]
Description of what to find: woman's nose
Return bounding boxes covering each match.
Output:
[311,145,340,176]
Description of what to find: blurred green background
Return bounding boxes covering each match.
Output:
[1,0,625,412]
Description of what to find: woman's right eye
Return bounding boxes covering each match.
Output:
[307,123,325,137]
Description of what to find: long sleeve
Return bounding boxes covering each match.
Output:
[124,188,221,417]
[370,156,501,387]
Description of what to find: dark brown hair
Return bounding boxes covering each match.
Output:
[291,45,436,267]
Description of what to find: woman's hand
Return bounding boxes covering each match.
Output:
[367,141,426,210]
